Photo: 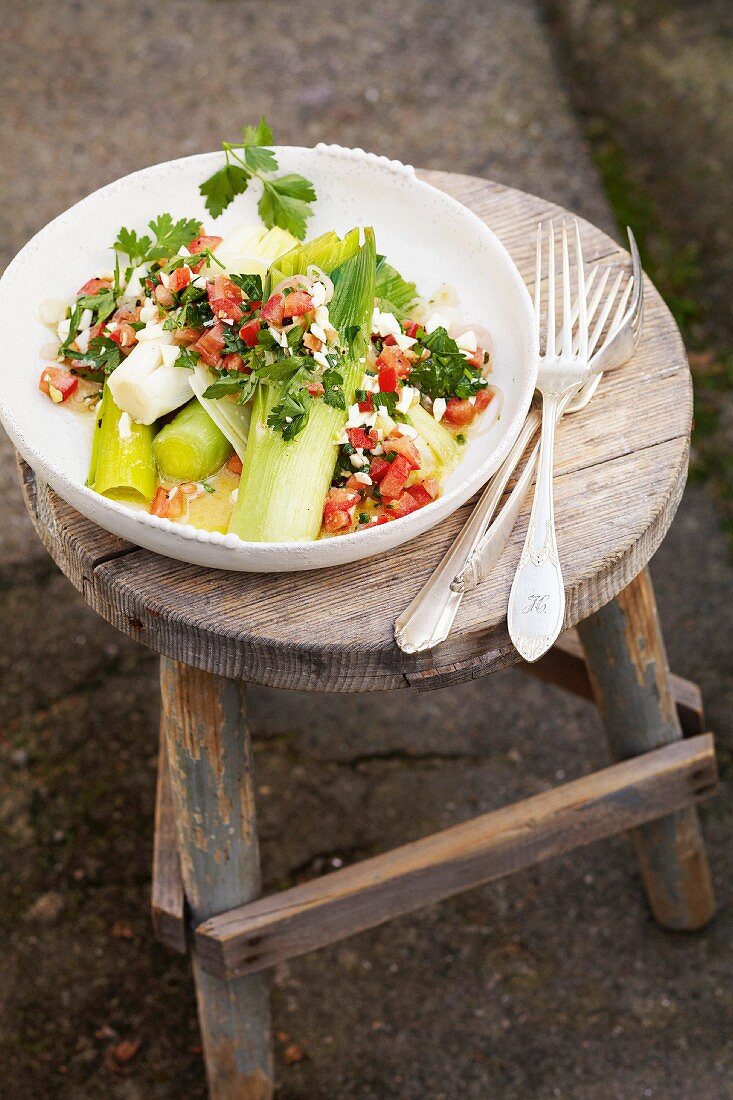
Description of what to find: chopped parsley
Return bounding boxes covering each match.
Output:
[66,336,123,376]
[267,388,312,442]
[113,214,203,267]
[409,326,487,400]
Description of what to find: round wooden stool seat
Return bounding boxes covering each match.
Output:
[19,172,691,693]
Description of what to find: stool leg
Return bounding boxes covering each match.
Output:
[577,568,714,930]
[160,657,273,1099]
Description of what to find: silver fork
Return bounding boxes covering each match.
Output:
[394,228,642,655]
[505,221,589,661]
[451,253,641,594]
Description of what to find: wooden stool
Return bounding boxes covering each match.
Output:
[18,173,717,1099]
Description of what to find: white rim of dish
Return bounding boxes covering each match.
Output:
[0,143,537,553]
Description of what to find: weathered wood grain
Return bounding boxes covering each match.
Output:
[151,730,186,953]
[16,174,693,692]
[520,630,704,736]
[160,659,273,1099]
[577,569,715,930]
[194,735,716,980]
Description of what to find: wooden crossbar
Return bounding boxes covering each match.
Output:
[523,631,705,736]
[193,734,715,980]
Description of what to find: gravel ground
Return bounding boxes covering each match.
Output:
[0,2,731,1097]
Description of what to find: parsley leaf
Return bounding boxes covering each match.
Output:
[77,288,117,324]
[199,164,250,220]
[322,366,346,410]
[230,273,263,301]
[410,326,487,400]
[175,347,200,370]
[371,390,398,415]
[66,336,123,376]
[259,175,316,240]
[114,214,201,267]
[203,372,253,399]
[199,118,317,238]
[267,388,311,442]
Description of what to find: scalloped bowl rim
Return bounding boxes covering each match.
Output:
[0,144,538,571]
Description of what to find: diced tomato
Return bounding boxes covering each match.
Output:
[377,365,398,393]
[107,321,138,349]
[407,478,439,507]
[467,346,487,369]
[39,367,78,403]
[260,293,285,325]
[345,475,367,493]
[443,387,494,427]
[443,397,477,427]
[282,291,314,319]
[221,353,249,373]
[382,334,397,346]
[77,276,112,296]
[173,326,204,347]
[187,234,221,272]
[474,386,494,412]
[238,318,261,348]
[323,486,360,532]
[376,344,412,379]
[369,513,391,526]
[307,381,325,397]
[358,394,374,413]
[384,433,421,469]
[303,331,323,353]
[207,276,244,323]
[169,266,191,293]
[369,457,391,484]
[193,320,227,367]
[347,427,378,451]
[379,454,412,500]
[403,321,420,338]
[385,491,421,519]
[227,454,243,475]
[155,284,175,308]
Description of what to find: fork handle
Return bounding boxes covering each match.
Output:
[507,390,565,662]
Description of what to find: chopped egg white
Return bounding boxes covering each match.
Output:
[468,395,477,406]
[350,452,367,469]
[78,309,94,332]
[117,411,133,441]
[39,298,69,328]
[394,333,417,351]
[230,488,239,504]
[432,397,447,422]
[396,385,417,414]
[74,327,91,354]
[123,264,149,299]
[310,322,327,344]
[354,471,372,485]
[345,403,363,429]
[456,329,477,353]
[311,281,327,308]
[425,312,451,334]
[371,308,402,340]
[57,317,71,341]
[360,373,378,393]
[161,345,182,369]
[138,321,167,342]
[313,350,330,370]
[139,299,159,324]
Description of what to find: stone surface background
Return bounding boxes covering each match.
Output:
[0,2,731,1097]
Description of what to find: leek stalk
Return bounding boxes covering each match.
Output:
[407,402,461,467]
[267,228,362,291]
[89,385,157,504]
[188,364,252,460]
[229,228,376,542]
[153,399,233,481]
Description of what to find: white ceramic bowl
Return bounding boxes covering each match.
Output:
[0,145,537,571]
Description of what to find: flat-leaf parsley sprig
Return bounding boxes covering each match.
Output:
[199,117,317,240]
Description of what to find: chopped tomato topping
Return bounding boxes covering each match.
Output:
[407,478,439,507]
[369,457,391,483]
[474,387,494,412]
[303,331,323,353]
[221,353,250,373]
[379,454,412,500]
[384,433,421,469]
[385,491,421,519]
[149,487,168,517]
[77,276,112,296]
[345,475,367,493]
[377,365,398,393]
[168,266,191,293]
[187,234,221,272]
[282,291,314,319]
[39,367,78,403]
[149,486,186,520]
[358,394,374,413]
[238,318,261,348]
[173,326,204,347]
[107,321,138,349]
[382,334,397,346]
[467,346,487,369]
[154,284,175,308]
[403,321,420,338]
[193,320,227,367]
[443,387,494,427]
[260,293,285,325]
[207,276,244,323]
[376,344,413,379]
[369,513,391,526]
[307,380,325,397]
[347,427,378,451]
[323,486,360,532]
[227,454,243,475]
